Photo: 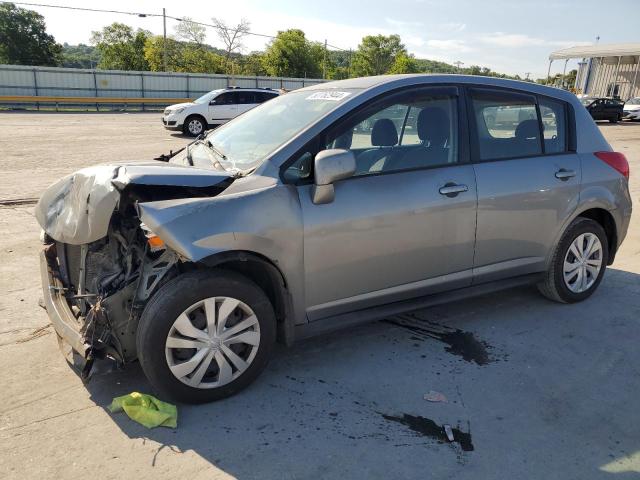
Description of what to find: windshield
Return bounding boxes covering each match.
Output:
[201,89,357,171]
[194,90,223,104]
[626,97,640,105]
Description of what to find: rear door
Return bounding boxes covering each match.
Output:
[235,91,258,115]
[468,88,580,283]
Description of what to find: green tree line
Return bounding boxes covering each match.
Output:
[1,2,524,81]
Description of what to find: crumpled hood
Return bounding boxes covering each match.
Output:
[35,162,233,245]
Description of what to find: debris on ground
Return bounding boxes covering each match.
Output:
[444,424,455,442]
[424,390,448,403]
[109,392,177,428]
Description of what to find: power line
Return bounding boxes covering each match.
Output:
[5,1,157,17]
[4,1,350,51]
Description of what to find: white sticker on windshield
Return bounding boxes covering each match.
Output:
[306,91,351,101]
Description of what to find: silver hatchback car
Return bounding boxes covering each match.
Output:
[37,75,632,403]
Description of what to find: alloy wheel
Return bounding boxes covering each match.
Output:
[187,119,203,135]
[165,297,260,389]
[563,232,603,293]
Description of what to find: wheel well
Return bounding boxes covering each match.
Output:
[577,208,618,264]
[196,252,293,345]
[183,114,207,129]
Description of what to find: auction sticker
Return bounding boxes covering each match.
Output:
[306,91,351,101]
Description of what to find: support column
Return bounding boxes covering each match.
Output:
[561,59,568,89]
[630,56,639,100]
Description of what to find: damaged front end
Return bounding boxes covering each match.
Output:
[37,163,234,378]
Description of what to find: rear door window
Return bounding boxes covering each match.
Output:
[538,97,568,154]
[470,89,542,161]
[236,91,256,104]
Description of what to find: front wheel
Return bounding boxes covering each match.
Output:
[183,115,206,136]
[137,269,276,403]
[538,218,608,303]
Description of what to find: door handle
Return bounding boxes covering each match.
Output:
[555,169,576,180]
[439,183,468,197]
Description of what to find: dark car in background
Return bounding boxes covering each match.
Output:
[580,97,624,123]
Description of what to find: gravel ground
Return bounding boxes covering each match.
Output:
[0,113,639,480]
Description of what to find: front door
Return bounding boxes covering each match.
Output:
[468,88,580,283]
[209,91,238,124]
[293,87,478,320]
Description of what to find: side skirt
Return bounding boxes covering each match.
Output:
[293,273,544,342]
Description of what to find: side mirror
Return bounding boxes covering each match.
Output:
[311,149,356,205]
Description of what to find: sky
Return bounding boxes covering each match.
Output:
[12,0,640,78]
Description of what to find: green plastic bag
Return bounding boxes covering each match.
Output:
[108,392,177,429]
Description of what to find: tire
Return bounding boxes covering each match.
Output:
[137,269,276,403]
[538,217,609,303]
[183,115,206,136]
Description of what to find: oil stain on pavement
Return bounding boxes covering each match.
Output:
[383,313,495,365]
[380,413,474,452]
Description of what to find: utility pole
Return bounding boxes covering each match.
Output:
[524,72,531,81]
[348,49,353,78]
[162,8,167,72]
[323,39,327,79]
[453,60,464,72]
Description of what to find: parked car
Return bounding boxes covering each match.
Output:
[37,75,632,403]
[162,87,280,136]
[580,97,624,123]
[623,97,640,121]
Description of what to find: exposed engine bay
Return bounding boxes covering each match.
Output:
[38,161,236,375]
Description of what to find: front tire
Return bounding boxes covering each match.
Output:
[183,115,206,136]
[137,269,276,403]
[538,217,608,303]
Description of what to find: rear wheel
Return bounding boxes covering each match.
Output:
[538,217,608,303]
[137,269,276,403]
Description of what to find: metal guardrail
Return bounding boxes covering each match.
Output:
[0,65,325,110]
[0,95,193,111]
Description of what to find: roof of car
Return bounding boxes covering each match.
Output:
[304,74,579,104]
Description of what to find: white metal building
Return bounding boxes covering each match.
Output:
[548,43,640,100]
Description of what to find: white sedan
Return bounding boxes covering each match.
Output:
[623,97,640,120]
[162,88,280,136]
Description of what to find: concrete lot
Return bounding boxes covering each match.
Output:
[0,113,639,479]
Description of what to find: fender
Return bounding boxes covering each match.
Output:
[136,175,308,328]
[545,191,622,269]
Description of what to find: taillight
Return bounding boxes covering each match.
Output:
[595,151,629,179]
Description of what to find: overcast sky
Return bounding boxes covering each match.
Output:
[17,0,639,78]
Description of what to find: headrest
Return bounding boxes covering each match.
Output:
[333,130,353,150]
[417,107,450,147]
[371,118,398,147]
[515,119,540,140]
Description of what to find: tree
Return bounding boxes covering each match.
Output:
[0,3,61,66]
[238,52,267,76]
[388,53,419,74]
[261,29,322,78]
[91,23,150,70]
[212,17,250,73]
[144,35,225,74]
[60,43,101,68]
[175,17,206,47]
[351,34,406,76]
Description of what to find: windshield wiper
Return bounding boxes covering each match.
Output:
[185,142,194,165]
[205,139,227,160]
